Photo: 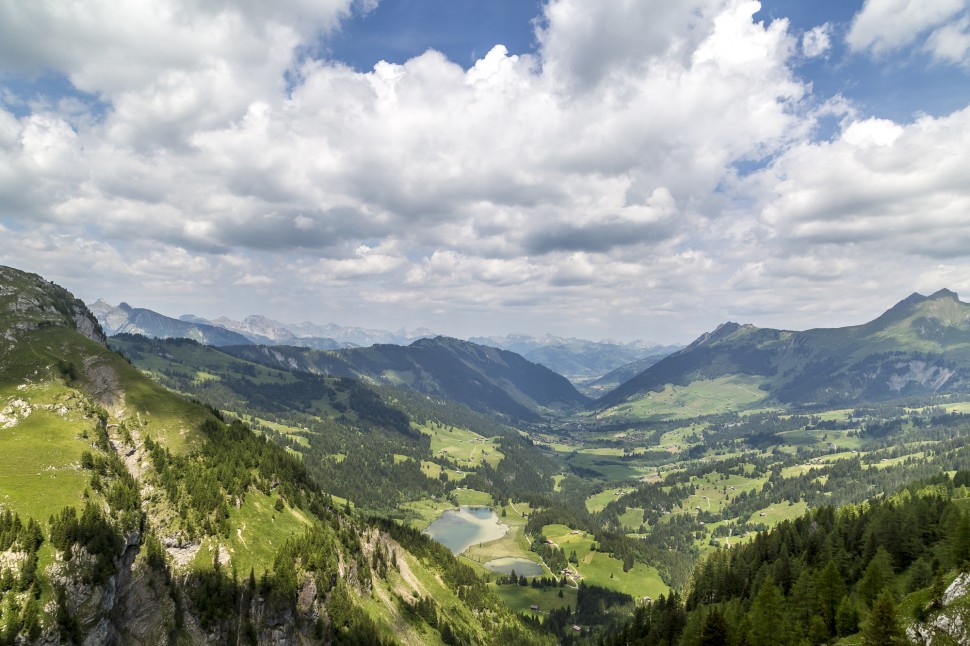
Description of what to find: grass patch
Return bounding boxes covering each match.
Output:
[420,422,504,469]
[749,500,808,526]
[492,584,577,619]
[542,524,668,600]
[454,489,493,506]
[586,487,635,513]
[600,375,768,421]
[400,497,456,531]
[224,492,313,577]
[0,381,95,521]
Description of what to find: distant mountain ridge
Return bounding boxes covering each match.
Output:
[599,289,970,409]
[182,312,435,347]
[223,335,590,421]
[92,300,678,384]
[89,299,253,346]
[468,333,681,386]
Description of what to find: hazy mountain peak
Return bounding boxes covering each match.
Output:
[87,300,252,346]
[929,288,959,301]
[600,289,970,410]
[688,321,743,349]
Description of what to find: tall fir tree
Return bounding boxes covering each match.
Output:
[699,607,730,646]
[858,547,895,607]
[750,579,788,646]
[862,591,904,646]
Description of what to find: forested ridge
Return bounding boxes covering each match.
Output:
[603,472,970,645]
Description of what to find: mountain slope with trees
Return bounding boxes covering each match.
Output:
[0,265,548,645]
[604,473,970,645]
[224,336,590,421]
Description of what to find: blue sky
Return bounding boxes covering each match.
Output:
[327,0,969,123]
[327,0,544,70]
[0,0,969,343]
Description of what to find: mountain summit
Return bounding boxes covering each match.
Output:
[599,289,970,409]
[90,300,252,346]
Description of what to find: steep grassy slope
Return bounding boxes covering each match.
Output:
[107,334,463,514]
[0,266,548,645]
[599,289,970,411]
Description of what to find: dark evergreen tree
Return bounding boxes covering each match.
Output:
[750,580,787,646]
[953,513,970,569]
[699,607,730,646]
[862,591,904,646]
[858,547,894,607]
[835,596,859,637]
[815,559,845,635]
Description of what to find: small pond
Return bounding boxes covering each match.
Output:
[423,506,508,555]
[483,557,544,577]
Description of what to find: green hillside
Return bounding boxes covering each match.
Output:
[108,333,514,515]
[599,289,970,413]
[223,335,589,421]
[0,266,548,645]
[603,473,970,646]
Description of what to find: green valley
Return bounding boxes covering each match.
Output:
[8,266,970,644]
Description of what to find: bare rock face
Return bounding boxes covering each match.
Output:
[888,360,955,392]
[74,309,107,345]
[81,355,125,414]
[250,591,299,645]
[0,265,107,345]
[943,572,970,606]
[48,548,117,638]
[907,573,970,645]
[110,559,178,645]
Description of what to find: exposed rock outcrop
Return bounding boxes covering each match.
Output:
[908,573,970,645]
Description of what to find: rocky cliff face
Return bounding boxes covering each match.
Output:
[908,572,970,645]
[0,265,106,345]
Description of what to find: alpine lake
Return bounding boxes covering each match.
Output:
[422,506,544,577]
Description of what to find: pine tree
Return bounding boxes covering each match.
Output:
[953,513,970,569]
[786,569,816,632]
[835,596,859,636]
[750,579,788,646]
[815,559,845,635]
[858,547,894,607]
[906,557,934,592]
[862,591,904,646]
[699,607,730,646]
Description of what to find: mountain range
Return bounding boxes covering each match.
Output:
[92,290,970,416]
[599,288,970,410]
[90,300,679,386]
[90,299,254,347]
[221,336,589,421]
[469,334,681,388]
[181,312,435,348]
[7,265,970,645]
